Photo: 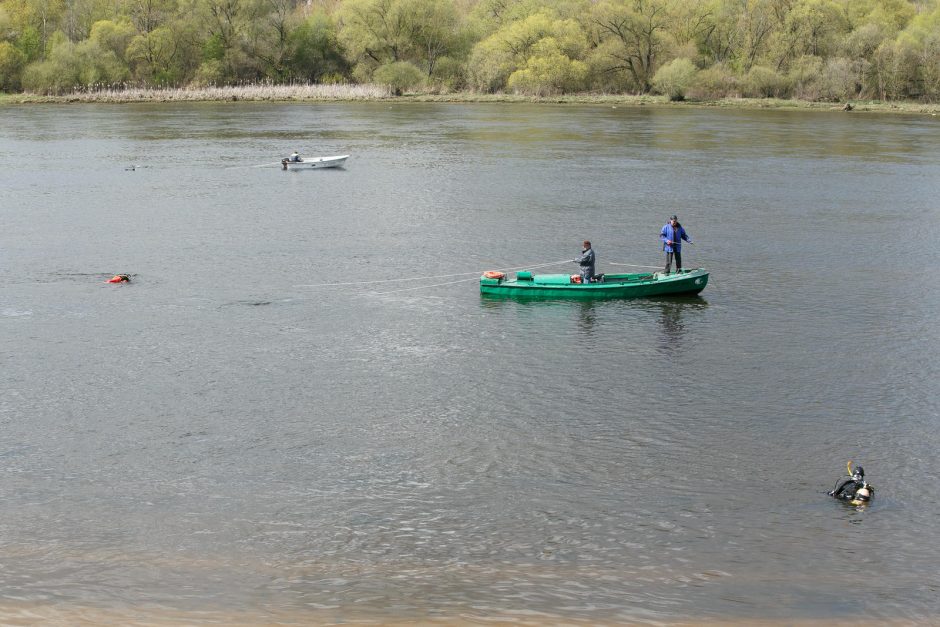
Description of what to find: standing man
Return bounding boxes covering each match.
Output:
[660,215,692,275]
[575,240,595,284]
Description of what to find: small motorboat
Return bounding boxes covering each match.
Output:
[480,268,708,299]
[281,155,349,170]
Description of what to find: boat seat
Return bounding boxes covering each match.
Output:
[533,274,578,285]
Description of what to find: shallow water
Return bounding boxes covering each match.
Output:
[1,102,939,624]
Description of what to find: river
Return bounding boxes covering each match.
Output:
[1,102,939,624]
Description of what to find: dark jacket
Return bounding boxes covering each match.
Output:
[829,478,872,502]
[577,247,595,279]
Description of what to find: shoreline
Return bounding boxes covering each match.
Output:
[1,87,939,116]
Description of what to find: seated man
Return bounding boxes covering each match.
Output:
[290,151,301,162]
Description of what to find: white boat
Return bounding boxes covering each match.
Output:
[281,155,349,170]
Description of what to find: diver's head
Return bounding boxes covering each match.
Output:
[852,465,865,481]
[853,485,872,502]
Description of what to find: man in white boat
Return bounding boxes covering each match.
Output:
[573,240,595,284]
[660,214,692,274]
[282,151,303,169]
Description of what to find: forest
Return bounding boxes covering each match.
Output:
[1,0,939,101]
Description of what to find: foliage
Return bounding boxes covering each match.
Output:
[652,57,696,100]
[589,0,672,93]
[506,39,588,95]
[21,31,128,93]
[0,40,26,90]
[468,8,587,93]
[741,64,789,98]
[687,62,737,99]
[372,59,423,93]
[0,0,938,99]
[285,12,348,83]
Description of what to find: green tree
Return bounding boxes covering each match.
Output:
[0,40,27,90]
[842,0,915,35]
[89,18,136,61]
[3,0,68,60]
[589,0,672,92]
[286,11,348,82]
[506,36,587,94]
[21,28,128,92]
[468,8,587,92]
[127,23,181,83]
[129,0,178,34]
[895,3,940,100]
[698,0,739,67]
[336,0,464,81]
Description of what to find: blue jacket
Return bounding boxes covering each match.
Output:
[661,223,691,252]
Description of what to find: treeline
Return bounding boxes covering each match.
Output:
[1,0,939,101]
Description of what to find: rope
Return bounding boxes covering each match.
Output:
[373,276,480,295]
[293,259,572,288]
[223,162,283,170]
[608,262,663,269]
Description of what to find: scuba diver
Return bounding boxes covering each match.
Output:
[107,274,131,283]
[828,461,874,505]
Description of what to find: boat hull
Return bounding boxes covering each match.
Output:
[282,155,349,169]
[480,268,708,299]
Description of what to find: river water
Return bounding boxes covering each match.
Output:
[1,102,939,625]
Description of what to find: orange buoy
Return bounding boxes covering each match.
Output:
[107,274,130,283]
[483,271,505,279]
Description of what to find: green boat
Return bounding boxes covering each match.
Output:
[480,268,709,299]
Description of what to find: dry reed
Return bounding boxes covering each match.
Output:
[48,82,393,102]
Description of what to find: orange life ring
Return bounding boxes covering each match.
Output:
[483,271,505,279]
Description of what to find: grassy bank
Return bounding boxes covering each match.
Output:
[1,85,938,116]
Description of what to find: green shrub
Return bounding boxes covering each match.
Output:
[687,63,738,99]
[507,52,587,95]
[818,57,858,101]
[372,61,424,95]
[192,60,225,87]
[652,58,697,101]
[429,56,466,92]
[742,65,790,98]
[788,55,823,100]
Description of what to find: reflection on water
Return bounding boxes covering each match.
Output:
[576,300,596,335]
[652,296,708,355]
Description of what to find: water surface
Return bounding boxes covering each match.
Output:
[1,102,939,624]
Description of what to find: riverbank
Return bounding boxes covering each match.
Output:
[1,85,938,116]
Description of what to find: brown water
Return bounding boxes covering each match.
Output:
[1,102,939,624]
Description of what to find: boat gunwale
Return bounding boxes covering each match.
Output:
[489,268,708,289]
[480,268,708,299]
